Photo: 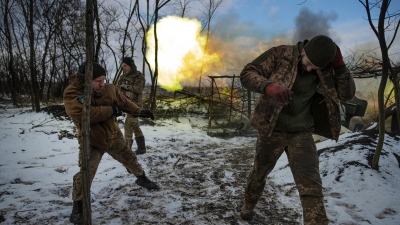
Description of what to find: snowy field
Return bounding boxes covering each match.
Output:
[0,103,399,225]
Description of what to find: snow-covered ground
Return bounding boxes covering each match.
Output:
[0,103,399,225]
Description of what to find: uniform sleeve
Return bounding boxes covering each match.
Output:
[332,65,356,101]
[240,49,278,94]
[329,45,356,101]
[114,86,142,116]
[131,71,145,94]
[63,87,113,124]
[118,72,145,95]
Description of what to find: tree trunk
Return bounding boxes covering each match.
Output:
[81,0,96,224]
[3,0,20,107]
[149,1,160,111]
[138,0,153,108]
[149,0,170,110]
[93,1,101,62]
[371,0,390,170]
[197,0,223,94]
[28,0,41,112]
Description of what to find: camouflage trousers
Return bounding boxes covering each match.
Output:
[124,114,144,141]
[72,129,143,201]
[244,130,329,225]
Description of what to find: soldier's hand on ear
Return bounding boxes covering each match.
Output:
[330,45,345,69]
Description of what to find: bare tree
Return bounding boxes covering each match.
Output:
[171,0,196,17]
[197,0,223,94]
[137,0,171,110]
[54,1,86,97]
[80,0,97,223]
[38,0,66,101]
[120,0,139,58]
[358,0,399,169]
[2,0,20,106]
[97,4,121,80]
[137,0,153,109]
[15,0,41,111]
[102,0,140,84]
[93,0,101,63]
[0,0,177,107]
[1,0,85,106]
[150,0,171,110]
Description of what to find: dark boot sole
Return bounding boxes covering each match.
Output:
[135,150,146,155]
[240,211,255,220]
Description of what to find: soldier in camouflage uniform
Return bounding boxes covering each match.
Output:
[239,35,356,224]
[63,62,159,224]
[118,57,147,155]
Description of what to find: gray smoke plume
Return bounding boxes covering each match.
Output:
[293,8,338,42]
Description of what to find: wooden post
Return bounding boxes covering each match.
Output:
[247,90,251,118]
[208,77,215,131]
[81,0,95,224]
[228,75,235,123]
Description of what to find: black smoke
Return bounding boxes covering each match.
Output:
[293,8,338,42]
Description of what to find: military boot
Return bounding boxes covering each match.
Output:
[135,136,146,155]
[240,201,257,220]
[135,171,160,190]
[69,200,83,224]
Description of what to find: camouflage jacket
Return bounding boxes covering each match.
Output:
[240,42,355,141]
[63,74,142,149]
[117,69,145,108]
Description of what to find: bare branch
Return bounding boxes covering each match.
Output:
[297,0,307,5]
[387,19,400,49]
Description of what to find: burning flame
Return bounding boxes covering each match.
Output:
[146,16,222,91]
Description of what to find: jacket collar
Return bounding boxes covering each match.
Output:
[124,68,136,76]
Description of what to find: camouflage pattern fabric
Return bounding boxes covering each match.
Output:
[124,114,144,141]
[244,131,328,225]
[118,67,146,141]
[240,43,355,141]
[239,40,354,224]
[72,130,143,201]
[118,69,145,108]
[301,195,329,225]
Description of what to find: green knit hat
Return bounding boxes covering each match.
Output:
[304,35,337,68]
[121,56,137,73]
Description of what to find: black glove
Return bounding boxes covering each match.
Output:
[140,109,154,120]
[112,104,123,117]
